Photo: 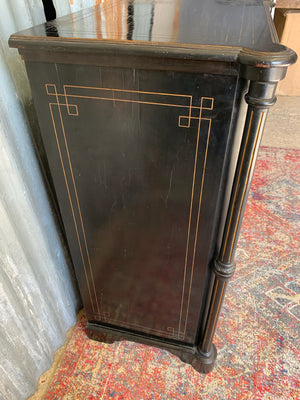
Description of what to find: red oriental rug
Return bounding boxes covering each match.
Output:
[44,147,300,399]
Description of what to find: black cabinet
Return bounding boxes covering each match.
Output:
[9,0,296,373]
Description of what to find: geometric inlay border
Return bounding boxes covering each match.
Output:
[46,83,214,340]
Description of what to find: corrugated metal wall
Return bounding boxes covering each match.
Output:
[0,1,93,399]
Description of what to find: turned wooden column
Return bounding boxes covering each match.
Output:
[198,80,278,360]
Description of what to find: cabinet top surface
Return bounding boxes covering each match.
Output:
[9,0,296,65]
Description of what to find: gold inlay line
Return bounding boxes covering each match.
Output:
[56,94,210,111]
[210,282,226,339]
[202,280,219,344]
[58,94,203,112]
[49,103,96,312]
[56,90,101,315]
[184,116,213,335]
[65,84,194,98]
[228,111,264,259]
[221,110,254,260]
[52,84,100,314]
[178,101,203,337]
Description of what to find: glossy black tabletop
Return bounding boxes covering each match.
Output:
[9,0,296,65]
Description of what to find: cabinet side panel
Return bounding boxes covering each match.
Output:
[25,61,238,344]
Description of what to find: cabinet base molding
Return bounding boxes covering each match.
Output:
[86,322,217,374]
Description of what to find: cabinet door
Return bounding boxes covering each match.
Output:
[26,62,238,344]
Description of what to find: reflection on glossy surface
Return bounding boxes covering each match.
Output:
[45,22,59,37]
[14,0,281,51]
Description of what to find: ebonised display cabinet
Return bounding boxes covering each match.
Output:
[9,0,296,373]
